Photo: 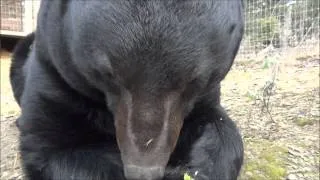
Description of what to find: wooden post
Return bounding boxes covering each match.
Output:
[23,0,33,34]
[32,0,40,30]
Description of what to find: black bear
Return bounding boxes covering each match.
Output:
[10,1,244,180]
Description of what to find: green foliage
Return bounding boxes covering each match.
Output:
[246,90,258,101]
[262,57,277,69]
[295,117,315,126]
[257,17,280,43]
[184,173,194,180]
[244,0,319,48]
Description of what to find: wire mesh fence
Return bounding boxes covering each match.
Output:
[237,0,320,60]
[0,0,23,32]
[0,0,39,36]
[0,0,319,58]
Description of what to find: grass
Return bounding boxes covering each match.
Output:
[294,117,316,127]
[241,139,289,180]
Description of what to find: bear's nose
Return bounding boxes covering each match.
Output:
[124,165,165,180]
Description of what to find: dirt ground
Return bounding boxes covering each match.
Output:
[0,47,319,180]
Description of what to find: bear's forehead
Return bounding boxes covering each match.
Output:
[75,1,219,91]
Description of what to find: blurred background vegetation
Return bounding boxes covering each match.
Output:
[239,0,319,58]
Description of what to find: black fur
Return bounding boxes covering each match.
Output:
[10,32,35,105]
[11,1,244,180]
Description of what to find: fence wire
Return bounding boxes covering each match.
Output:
[0,0,319,59]
[0,0,23,32]
[238,0,320,59]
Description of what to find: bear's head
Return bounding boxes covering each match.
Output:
[68,2,243,179]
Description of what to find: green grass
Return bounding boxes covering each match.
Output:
[242,139,289,180]
[294,117,315,127]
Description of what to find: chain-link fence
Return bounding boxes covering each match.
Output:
[0,0,39,36]
[1,0,319,56]
[238,0,320,60]
[0,0,23,32]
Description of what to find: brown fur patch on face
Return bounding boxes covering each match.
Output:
[114,91,184,167]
